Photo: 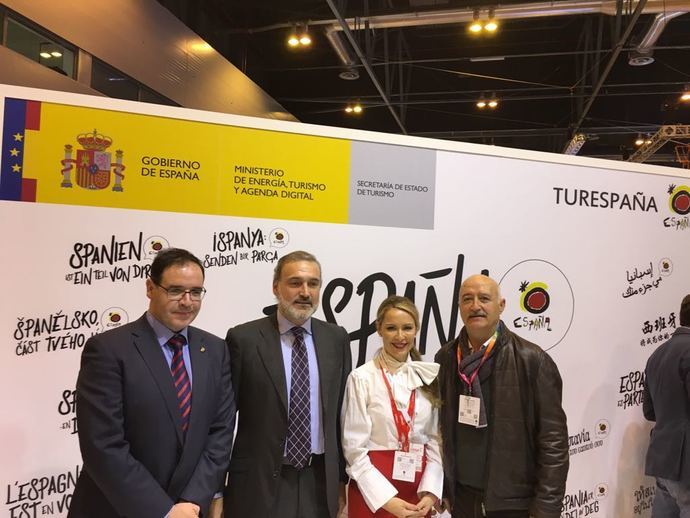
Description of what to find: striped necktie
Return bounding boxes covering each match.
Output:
[167,334,192,437]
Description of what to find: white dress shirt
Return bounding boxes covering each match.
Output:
[277,311,324,454]
[341,352,443,512]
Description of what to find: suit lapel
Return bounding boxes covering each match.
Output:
[312,319,336,416]
[131,315,183,444]
[187,326,209,442]
[256,314,289,412]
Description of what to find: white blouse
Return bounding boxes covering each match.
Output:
[341,354,443,512]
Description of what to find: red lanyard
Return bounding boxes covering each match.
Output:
[379,365,416,452]
[456,332,497,395]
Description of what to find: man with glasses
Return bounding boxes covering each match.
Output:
[69,248,235,518]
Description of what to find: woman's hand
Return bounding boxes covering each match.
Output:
[413,492,437,516]
[382,496,422,518]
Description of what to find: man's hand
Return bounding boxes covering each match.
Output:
[337,482,347,518]
[431,497,450,515]
[170,502,200,518]
[382,497,422,518]
[208,497,223,518]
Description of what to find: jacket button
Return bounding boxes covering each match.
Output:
[272,470,279,478]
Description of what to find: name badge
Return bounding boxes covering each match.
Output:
[409,443,424,472]
[458,394,481,427]
[392,451,416,482]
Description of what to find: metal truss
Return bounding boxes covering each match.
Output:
[627,125,690,163]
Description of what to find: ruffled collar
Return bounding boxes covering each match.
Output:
[374,348,439,389]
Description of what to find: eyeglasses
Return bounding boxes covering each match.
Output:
[155,283,207,301]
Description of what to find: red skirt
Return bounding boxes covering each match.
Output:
[348,449,430,518]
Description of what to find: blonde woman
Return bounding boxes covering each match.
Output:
[342,296,442,518]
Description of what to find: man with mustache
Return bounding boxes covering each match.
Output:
[435,274,569,518]
[223,250,352,518]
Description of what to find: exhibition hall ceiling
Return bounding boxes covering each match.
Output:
[157,0,690,166]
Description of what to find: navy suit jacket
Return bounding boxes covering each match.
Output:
[643,326,690,481]
[223,313,351,518]
[68,314,235,518]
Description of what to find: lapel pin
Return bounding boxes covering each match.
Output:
[200,346,206,353]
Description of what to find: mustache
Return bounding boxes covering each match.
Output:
[469,311,486,317]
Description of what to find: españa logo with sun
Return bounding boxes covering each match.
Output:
[668,184,690,215]
[500,259,574,351]
[519,281,550,314]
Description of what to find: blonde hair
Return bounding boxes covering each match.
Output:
[376,295,419,330]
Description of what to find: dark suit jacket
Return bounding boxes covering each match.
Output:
[223,313,351,518]
[643,326,690,481]
[68,314,235,518]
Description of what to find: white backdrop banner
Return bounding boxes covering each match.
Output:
[1,84,689,517]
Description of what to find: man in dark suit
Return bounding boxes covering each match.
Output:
[224,250,351,518]
[643,294,690,517]
[69,248,235,518]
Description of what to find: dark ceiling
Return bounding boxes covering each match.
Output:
[157,0,690,167]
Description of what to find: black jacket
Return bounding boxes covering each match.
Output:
[435,322,569,518]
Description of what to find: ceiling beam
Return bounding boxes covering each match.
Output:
[325,0,407,134]
[566,0,648,143]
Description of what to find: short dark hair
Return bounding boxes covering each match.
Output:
[273,250,321,284]
[681,294,690,327]
[149,248,204,285]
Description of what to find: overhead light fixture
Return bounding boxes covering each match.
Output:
[681,87,690,102]
[469,10,483,33]
[345,102,363,115]
[299,23,312,46]
[476,100,487,108]
[51,50,62,57]
[635,134,645,146]
[644,134,653,145]
[39,51,51,58]
[484,8,498,32]
[288,24,312,48]
[488,99,498,108]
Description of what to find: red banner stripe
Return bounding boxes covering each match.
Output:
[25,101,41,130]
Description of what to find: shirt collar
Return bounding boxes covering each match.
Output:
[276,310,313,336]
[146,311,189,347]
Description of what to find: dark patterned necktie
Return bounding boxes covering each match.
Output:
[286,326,311,468]
[167,334,192,437]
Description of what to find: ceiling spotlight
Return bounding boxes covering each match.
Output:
[484,8,498,32]
[288,24,312,48]
[635,134,645,146]
[476,100,487,108]
[469,10,483,33]
[39,51,51,58]
[681,90,690,102]
[488,99,498,108]
[345,103,363,115]
[51,50,62,57]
